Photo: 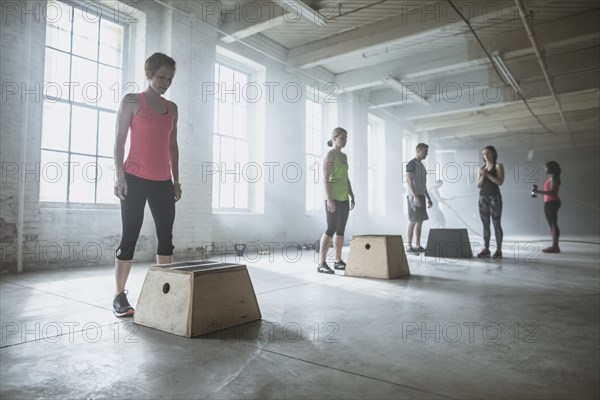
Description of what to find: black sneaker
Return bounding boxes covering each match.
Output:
[477,249,491,258]
[492,249,502,259]
[406,246,417,254]
[317,262,335,274]
[113,290,134,317]
[333,260,346,270]
[416,246,426,254]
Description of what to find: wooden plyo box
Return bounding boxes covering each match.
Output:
[133,261,261,337]
[345,235,410,279]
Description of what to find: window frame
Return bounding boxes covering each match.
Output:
[40,0,128,207]
[305,91,326,214]
[367,114,386,215]
[211,56,259,213]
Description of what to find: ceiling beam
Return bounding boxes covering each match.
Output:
[432,109,599,139]
[389,71,599,120]
[370,47,600,121]
[438,134,600,153]
[334,10,600,91]
[218,2,288,43]
[286,1,516,69]
[414,90,600,131]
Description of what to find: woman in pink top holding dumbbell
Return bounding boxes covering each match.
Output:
[532,161,562,253]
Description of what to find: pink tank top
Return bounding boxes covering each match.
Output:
[124,93,174,180]
[544,177,560,202]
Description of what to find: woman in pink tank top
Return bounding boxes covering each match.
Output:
[112,53,181,317]
[532,161,562,253]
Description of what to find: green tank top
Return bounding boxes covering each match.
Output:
[324,151,349,201]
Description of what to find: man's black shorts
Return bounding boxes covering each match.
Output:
[407,194,429,222]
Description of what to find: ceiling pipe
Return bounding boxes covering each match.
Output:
[515,0,574,145]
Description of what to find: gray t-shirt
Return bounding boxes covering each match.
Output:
[406,158,427,195]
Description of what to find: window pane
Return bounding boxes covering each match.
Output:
[99,19,123,67]
[219,66,233,91]
[307,154,320,185]
[39,150,68,202]
[220,136,235,208]
[97,64,121,110]
[235,140,249,209]
[306,101,313,151]
[221,136,235,170]
[313,104,322,126]
[235,71,248,88]
[306,98,322,212]
[44,49,70,100]
[220,66,236,104]
[218,100,233,136]
[69,154,96,203]
[46,26,71,53]
[96,156,118,204]
[41,102,70,151]
[72,11,98,61]
[213,100,219,132]
[368,169,374,214]
[71,56,98,104]
[306,156,315,211]
[221,177,234,208]
[46,1,72,51]
[233,105,247,138]
[312,129,322,154]
[212,136,220,209]
[368,118,386,215]
[70,105,97,155]
[98,111,116,157]
[47,1,72,30]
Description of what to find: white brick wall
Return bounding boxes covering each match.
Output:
[4,1,595,273]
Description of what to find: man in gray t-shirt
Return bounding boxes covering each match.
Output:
[405,143,433,253]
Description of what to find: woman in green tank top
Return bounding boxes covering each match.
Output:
[317,127,356,274]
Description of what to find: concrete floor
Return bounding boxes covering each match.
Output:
[1,238,599,399]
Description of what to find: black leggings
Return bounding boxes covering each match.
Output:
[479,194,503,249]
[544,201,561,244]
[324,200,350,237]
[116,173,175,261]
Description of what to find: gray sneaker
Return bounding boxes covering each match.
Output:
[317,262,335,274]
[113,290,134,317]
[333,260,346,270]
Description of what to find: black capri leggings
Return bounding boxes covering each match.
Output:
[544,200,561,242]
[116,173,175,261]
[324,200,350,237]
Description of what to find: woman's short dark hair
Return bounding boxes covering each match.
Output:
[483,145,498,163]
[145,53,176,79]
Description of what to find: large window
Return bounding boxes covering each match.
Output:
[305,98,324,212]
[41,1,124,204]
[367,115,386,215]
[212,62,252,211]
